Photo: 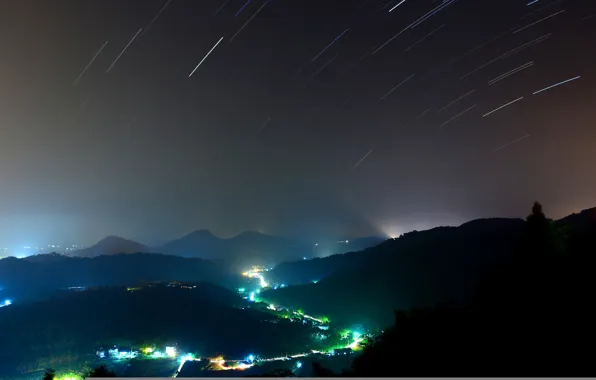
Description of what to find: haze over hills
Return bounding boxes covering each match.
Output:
[68,236,150,258]
[156,230,310,268]
[154,230,384,269]
[63,230,384,271]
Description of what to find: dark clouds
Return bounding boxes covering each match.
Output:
[0,0,595,247]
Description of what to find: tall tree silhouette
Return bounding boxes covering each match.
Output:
[42,369,56,380]
[520,202,565,260]
[86,365,116,377]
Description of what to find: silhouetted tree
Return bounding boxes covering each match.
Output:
[520,202,566,260]
[42,369,56,380]
[343,202,596,376]
[86,365,116,377]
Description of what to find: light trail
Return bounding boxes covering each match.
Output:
[512,9,565,34]
[73,41,108,86]
[527,0,541,5]
[404,24,445,52]
[214,0,232,16]
[311,28,350,63]
[444,27,515,68]
[388,0,407,12]
[438,89,475,113]
[352,149,373,169]
[495,133,530,152]
[372,1,458,55]
[459,33,551,80]
[378,74,415,101]
[488,61,534,85]
[532,75,581,95]
[522,0,565,19]
[438,104,476,128]
[410,0,458,29]
[235,0,254,17]
[482,97,524,118]
[311,53,338,79]
[141,0,174,36]
[189,37,224,77]
[230,1,270,42]
[106,28,142,73]
[371,25,410,54]
[403,108,431,128]
[257,117,271,134]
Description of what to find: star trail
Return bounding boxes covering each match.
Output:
[0,0,594,245]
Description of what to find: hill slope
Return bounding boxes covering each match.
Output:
[69,236,150,258]
[0,284,315,377]
[262,218,526,328]
[0,253,236,302]
[157,230,311,268]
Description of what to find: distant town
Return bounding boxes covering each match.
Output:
[0,244,86,258]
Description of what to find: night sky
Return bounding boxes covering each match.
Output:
[0,0,595,247]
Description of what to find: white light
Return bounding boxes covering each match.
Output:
[533,76,581,95]
[388,0,406,12]
[166,346,176,357]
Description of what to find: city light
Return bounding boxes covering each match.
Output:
[151,350,165,358]
[179,353,195,363]
[165,346,176,357]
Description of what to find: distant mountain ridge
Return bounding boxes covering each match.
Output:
[63,229,384,270]
[155,230,384,270]
[68,235,150,258]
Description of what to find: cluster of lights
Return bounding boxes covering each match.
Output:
[206,354,259,371]
[242,266,269,288]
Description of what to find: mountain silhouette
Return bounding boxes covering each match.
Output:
[0,253,234,302]
[156,230,311,269]
[263,217,527,328]
[263,210,596,328]
[157,229,224,259]
[156,230,384,271]
[69,236,150,258]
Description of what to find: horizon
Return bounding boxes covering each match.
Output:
[2,202,593,256]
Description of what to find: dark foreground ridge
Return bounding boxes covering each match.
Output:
[289,203,596,376]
